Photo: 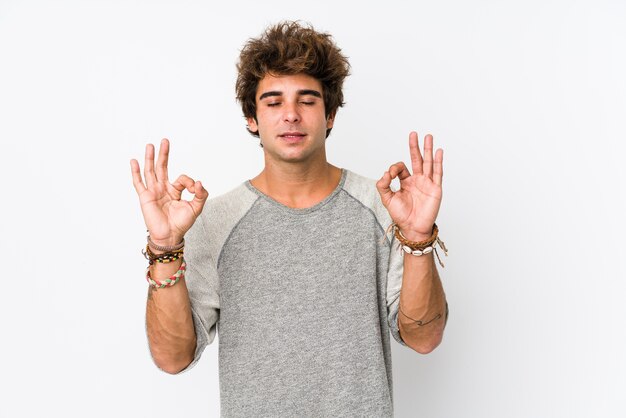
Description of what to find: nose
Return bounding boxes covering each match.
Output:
[283,101,301,124]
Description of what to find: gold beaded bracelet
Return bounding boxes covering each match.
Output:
[142,244,184,265]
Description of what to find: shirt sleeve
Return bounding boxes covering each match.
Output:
[385,235,407,347]
[173,212,221,373]
[341,170,409,347]
[164,184,259,373]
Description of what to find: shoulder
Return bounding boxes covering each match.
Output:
[201,182,259,221]
[342,170,378,206]
[186,182,259,253]
[342,169,392,230]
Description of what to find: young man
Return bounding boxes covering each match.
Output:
[131,21,448,417]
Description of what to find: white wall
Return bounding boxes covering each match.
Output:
[1,0,624,417]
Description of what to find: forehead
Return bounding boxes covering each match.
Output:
[256,73,323,99]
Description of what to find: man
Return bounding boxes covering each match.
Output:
[131,21,448,417]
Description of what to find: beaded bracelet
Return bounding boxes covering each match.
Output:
[142,245,184,265]
[393,223,449,267]
[146,259,186,289]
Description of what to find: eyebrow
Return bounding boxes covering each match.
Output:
[258,89,322,101]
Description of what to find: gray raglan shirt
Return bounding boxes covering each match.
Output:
[179,169,406,417]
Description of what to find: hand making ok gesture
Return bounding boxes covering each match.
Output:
[130,139,209,246]
[376,132,443,241]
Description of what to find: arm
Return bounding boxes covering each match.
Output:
[131,139,209,373]
[377,132,447,354]
[145,259,197,374]
[398,251,447,353]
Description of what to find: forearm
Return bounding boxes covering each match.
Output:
[146,259,197,374]
[398,252,447,354]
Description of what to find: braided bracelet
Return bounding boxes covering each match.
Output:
[146,259,186,289]
[393,223,449,267]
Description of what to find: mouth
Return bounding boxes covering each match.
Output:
[279,131,306,139]
[279,132,307,142]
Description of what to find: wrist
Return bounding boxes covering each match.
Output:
[147,234,185,250]
[144,235,185,263]
[149,237,183,247]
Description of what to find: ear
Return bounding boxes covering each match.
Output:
[326,110,336,129]
[247,116,259,134]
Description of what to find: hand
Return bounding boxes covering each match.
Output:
[376,132,443,241]
[130,139,208,245]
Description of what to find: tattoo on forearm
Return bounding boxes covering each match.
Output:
[399,306,442,326]
[147,286,155,301]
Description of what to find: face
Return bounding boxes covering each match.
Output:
[247,73,335,164]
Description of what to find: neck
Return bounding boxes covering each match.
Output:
[250,156,342,209]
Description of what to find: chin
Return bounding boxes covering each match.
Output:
[277,154,309,163]
[267,148,311,163]
[264,143,324,164]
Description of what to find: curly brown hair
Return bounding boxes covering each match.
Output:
[236,21,351,138]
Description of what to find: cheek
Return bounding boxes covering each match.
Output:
[254,114,277,136]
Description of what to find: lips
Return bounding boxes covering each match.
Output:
[279,131,307,143]
[279,131,306,139]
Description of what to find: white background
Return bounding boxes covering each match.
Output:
[1,0,625,417]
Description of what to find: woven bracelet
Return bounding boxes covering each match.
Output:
[393,223,449,267]
[146,259,186,289]
[394,223,438,249]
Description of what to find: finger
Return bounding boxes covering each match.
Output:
[171,174,196,194]
[143,144,157,188]
[376,171,394,206]
[189,180,209,216]
[130,159,147,194]
[433,148,444,186]
[155,138,170,183]
[388,161,411,181]
[423,134,434,178]
[409,131,423,175]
